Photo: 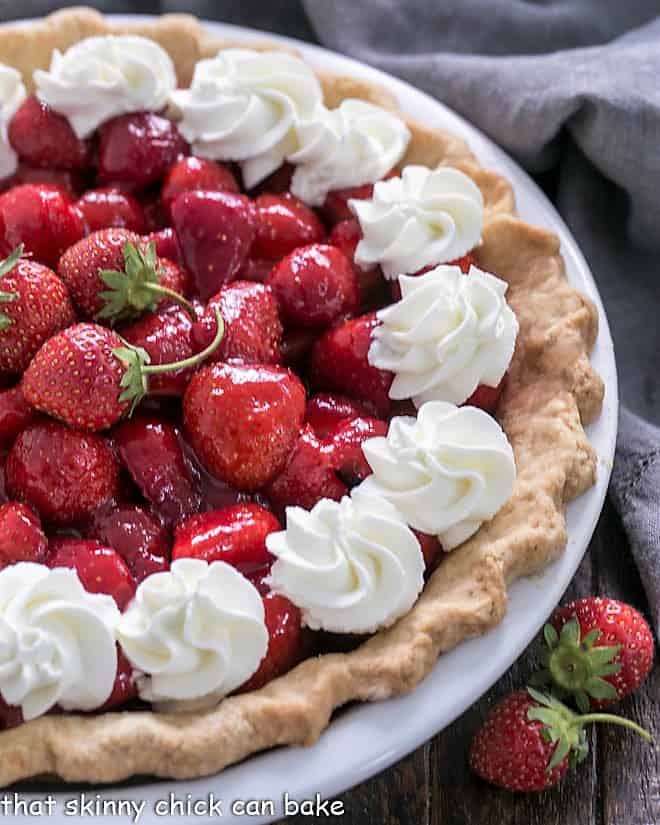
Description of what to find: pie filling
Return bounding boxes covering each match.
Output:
[0,35,519,728]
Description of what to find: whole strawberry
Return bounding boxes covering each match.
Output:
[540,597,655,710]
[470,688,651,792]
[23,309,225,431]
[0,246,76,376]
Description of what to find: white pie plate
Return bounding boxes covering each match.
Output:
[8,16,618,825]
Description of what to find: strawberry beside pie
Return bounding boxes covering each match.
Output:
[0,8,603,788]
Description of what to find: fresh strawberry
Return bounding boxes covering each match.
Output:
[252,193,325,260]
[328,218,386,306]
[0,184,84,267]
[265,424,347,517]
[0,248,76,376]
[237,256,277,284]
[465,378,506,414]
[324,416,388,485]
[470,688,651,791]
[6,421,120,525]
[238,589,310,693]
[23,310,224,431]
[76,187,146,235]
[97,112,188,190]
[115,416,201,528]
[146,227,182,265]
[267,243,359,328]
[0,695,23,730]
[87,503,171,582]
[192,281,282,366]
[304,393,374,439]
[48,538,136,610]
[541,597,655,711]
[161,157,239,216]
[8,95,90,170]
[172,503,279,573]
[99,648,138,711]
[171,190,258,300]
[0,385,39,449]
[322,169,397,225]
[310,313,393,416]
[0,501,48,569]
[183,362,306,491]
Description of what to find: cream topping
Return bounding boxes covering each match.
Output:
[0,64,26,179]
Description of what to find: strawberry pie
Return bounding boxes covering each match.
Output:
[0,8,604,787]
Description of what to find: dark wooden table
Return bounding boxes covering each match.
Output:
[284,498,659,825]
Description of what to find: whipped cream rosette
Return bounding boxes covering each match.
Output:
[34,35,177,138]
[0,64,26,179]
[350,165,484,279]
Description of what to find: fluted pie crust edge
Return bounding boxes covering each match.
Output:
[0,8,604,787]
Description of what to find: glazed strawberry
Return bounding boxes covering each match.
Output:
[192,281,282,366]
[97,112,188,190]
[12,164,84,198]
[251,163,294,196]
[23,313,224,431]
[328,218,385,306]
[183,362,306,491]
[146,227,182,265]
[58,231,193,323]
[280,327,317,367]
[87,503,171,583]
[252,193,325,260]
[48,538,136,611]
[161,157,239,216]
[265,425,347,517]
[415,531,442,570]
[310,313,393,416]
[239,590,309,693]
[324,416,388,485]
[0,248,76,376]
[322,169,397,225]
[6,421,120,525]
[140,190,169,233]
[76,187,146,235]
[470,688,651,791]
[0,501,48,569]
[0,184,84,267]
[8,95,90,170]
[543,597,655,711]
[304,393,373,439]
[267,244,359,328]
[115,416,201,527]
[0,385,39,449]
[172,503,279,573]
[465,379,505,414]
[99,648,138,711]
[237,256,277,284]
[171,190,258,300]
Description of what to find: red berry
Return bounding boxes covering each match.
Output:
[237,256,277,284]
[183,362,306,491]
[0,255,76,376]
[0,184,84,267]
[97,112,188,190]
[322,169,397,225]
[171,190,258,300]
[414,530,442,569]
[267,243,359,328]
[304,393,373,439]
[0,385,39,449]
[12,164,84,198]
[250,163,294,196]
[324,416,388,485]
[0,501,47,569]
[192,281,282,366]
[280,327,317,367]
[87,503,171,583]
[328,218,385,306]
[172,503,279,574]
[115,415,201,528]
[6,421,120,525]
[238,590,309,693]
[310,313,393,415]
[8,95,90,170]
[99,648,138,711]
[48,538,136,611]
[161,157,239,216]
[465,379,505,414]
[76,187,146,235]
[146,227,182,265]
[548,597,654,709]
[252,193,325,260]
[266,424,347,517]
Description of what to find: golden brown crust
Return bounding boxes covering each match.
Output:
[0,9,603,786]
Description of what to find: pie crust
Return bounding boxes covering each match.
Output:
[0,8,604,786]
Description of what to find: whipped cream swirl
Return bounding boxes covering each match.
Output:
[289,99,410,206]
[170,49,322,189]
[350,165,484,279]
[34,35,177,138]
[117,558,268,705]
[268,488,424,634]
[0,563,120,721]
[361,402,516,550]
[369,265,518,407]
[0,64,26,179]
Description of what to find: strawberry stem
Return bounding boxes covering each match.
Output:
[142,307,224,376]
[139,281,196,321]
[575,713,652,742]
[0,246,25,331]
